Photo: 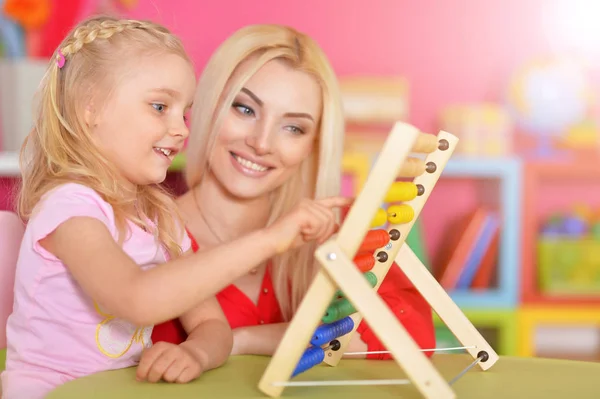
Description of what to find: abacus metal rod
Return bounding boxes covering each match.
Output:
[343,345,477,356]
[271,379,411,387]
[448,353,487,386]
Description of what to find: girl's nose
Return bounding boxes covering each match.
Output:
[169,119,190,139]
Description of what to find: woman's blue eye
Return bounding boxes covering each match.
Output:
[287,125,304,134]
[233,103,254,116]
[152,103,166,112]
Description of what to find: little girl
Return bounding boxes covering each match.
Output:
[0,16,348,399]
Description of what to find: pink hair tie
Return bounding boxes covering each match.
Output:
[57,50,66,69]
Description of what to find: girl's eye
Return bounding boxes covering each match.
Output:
[232,103,255,116]
[152,103,166,113]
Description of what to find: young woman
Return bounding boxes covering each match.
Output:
[152,24,435,360]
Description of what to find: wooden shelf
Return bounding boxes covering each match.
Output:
[434,309,517,356]
[518,305,600,357]
[521,294,600,306]
[521,159,600,305]
[0,152,19,176]
[442,156,522,309]
[443,156,521,177]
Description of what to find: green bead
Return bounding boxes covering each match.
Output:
[322,298,356,323]
[332,272,378,300]
[364,271,378,287]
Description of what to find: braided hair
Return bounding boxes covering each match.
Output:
[60,18,169,56]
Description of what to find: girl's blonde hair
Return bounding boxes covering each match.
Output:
[185,24,344,320]
[17,16,192,258]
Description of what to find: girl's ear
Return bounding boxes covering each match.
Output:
[84,101,97,128]
[83,86,101,128]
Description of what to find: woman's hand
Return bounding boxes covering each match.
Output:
[230,323,290,356]
[231,328,247,356]
[136,341,206,383]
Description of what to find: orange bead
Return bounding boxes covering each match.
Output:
[353,253,375,272]
[358,229,389,252]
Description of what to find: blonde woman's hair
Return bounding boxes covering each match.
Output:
[185,24,344,320]
[17,16,192,258]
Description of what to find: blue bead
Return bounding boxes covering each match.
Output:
[292,346,324,377]
[310,316,355,346]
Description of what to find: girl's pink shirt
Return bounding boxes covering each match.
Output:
[1,183,190,399]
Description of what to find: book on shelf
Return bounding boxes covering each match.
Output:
[434,207,500,290]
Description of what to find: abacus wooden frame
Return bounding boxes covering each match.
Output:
[258,122,499,398]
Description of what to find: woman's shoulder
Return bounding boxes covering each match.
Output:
[174,190,196,219]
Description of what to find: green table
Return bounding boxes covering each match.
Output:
[45,354,600,398]
[0,348,5,372]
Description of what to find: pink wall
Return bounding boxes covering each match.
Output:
[125,0,595,133]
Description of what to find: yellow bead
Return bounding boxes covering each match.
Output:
[385,182,418,203]
[387,204,414,224]
[370,208,388,227]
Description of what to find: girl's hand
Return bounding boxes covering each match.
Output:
[267,196,352,253]
[136,341,205,383]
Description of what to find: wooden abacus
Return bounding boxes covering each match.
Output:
[258,121,499,398]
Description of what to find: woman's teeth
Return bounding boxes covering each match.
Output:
[233,154,268,172]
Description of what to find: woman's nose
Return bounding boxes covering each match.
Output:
[246,127,273,155]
